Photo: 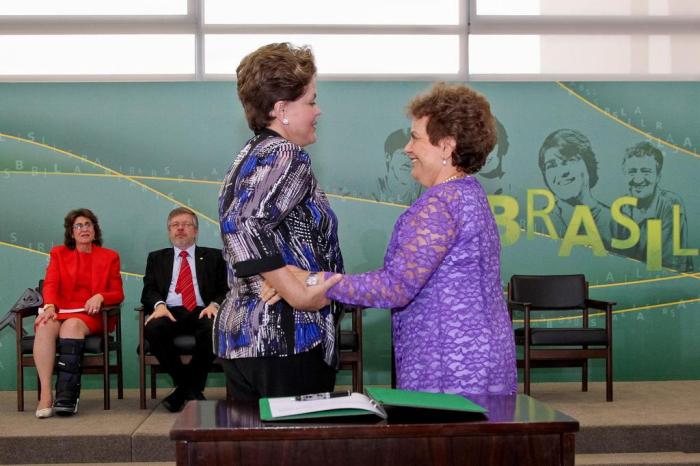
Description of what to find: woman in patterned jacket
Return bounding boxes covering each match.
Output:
[215,42,343,400]
[274,83,517,397]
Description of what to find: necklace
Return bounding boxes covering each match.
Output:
[441,173,466,185]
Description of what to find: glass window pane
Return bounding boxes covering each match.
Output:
[649,34,700,74]
[469,35,541,73]
[206,35,460,75]
[0,35,194,75]
[205,0,459,25]
[476,0,700,16]
[0,0,187,15]
[470,34,700,75]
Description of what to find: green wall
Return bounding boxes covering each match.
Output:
[0,81,698,390]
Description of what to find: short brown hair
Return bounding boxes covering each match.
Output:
[407,82,497,175]
[167,207,198,228]
[236,42,316,133]
[63,208,102,249]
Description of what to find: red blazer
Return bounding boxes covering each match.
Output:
[43,245,124,310]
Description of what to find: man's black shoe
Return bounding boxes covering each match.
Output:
[162,389,186,413]
[181,388,206,402]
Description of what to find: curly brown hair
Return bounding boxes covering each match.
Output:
[236,42,316,133]
[407,82,497,175]
[63,208,102,249]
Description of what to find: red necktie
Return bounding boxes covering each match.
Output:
[175,250,196,311]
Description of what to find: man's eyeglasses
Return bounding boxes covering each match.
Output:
[168,222,196,229]
[72,222,93,230]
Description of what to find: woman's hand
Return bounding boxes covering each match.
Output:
[286,264,311,283]
[260,265,312,305]
[35,304,57,326]
[260,267,343,311]
[261,281,282,305]
[299,273,343,311]
[84,293,104,315]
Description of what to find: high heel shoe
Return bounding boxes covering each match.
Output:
[35,406,53,419]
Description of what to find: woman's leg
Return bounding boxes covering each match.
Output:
[58,317,90,339]
[33,319,61,410]
[54,318,90,415]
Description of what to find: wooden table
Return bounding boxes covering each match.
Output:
[170,394,578,466]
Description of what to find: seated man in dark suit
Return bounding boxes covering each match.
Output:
[141,207,228,412]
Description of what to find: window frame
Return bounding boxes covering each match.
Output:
[0,0,698,81]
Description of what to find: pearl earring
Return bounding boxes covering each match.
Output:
[442,158,447,166]
[282,116,289,125]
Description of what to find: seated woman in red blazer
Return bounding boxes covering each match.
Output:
[33,208,124,418]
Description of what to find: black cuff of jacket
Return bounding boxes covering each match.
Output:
[234,254,286,277]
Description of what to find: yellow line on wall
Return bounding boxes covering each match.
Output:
[2,170,225,185]
[3,239,696,322]
[0,241,49,257]
[0,132,218,225]
[591,273,700,288]
[556,82,700,159]
[326,192,409,209]
[4,169,697,287]
[514,296,700,324]
[0,240,143,278]
[4,132,698,286]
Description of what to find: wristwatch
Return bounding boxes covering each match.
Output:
[305,272,319,287]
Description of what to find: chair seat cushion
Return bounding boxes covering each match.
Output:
[138,335,196,356]
[21,334,114,354]
[514,327,608,346]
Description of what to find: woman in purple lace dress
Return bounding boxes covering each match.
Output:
[274,83,517,396]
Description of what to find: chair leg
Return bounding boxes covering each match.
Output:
[103,351,110,410]
[356,360,363,393]
[117,346,124,400]
[150,366,157,399]
[139,357,146,410]
[16,362,24,412]
[523,354,531,396]
[582,360,588,392]
[606,354,613,402]
[352,364,360,393]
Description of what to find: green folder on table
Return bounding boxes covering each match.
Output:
[259,387,488,421]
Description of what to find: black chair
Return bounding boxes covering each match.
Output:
[339,307,363,393]
[13,283,124,411]
[508,274,614,401]
[135,306,225,409]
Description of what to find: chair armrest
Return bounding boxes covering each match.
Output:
[585,299,616,311]
[12,306,40,319]
[134,305,153,316]
[102,304,121,317]
[507,300,531,311]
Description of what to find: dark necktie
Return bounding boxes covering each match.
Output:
[175,250,196,311]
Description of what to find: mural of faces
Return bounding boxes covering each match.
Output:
[542,147,589,202]
[624,155,660,202]
[538,128,598,205]
[376,128,422,204]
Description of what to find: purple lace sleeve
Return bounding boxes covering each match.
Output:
[327,190,458,308]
